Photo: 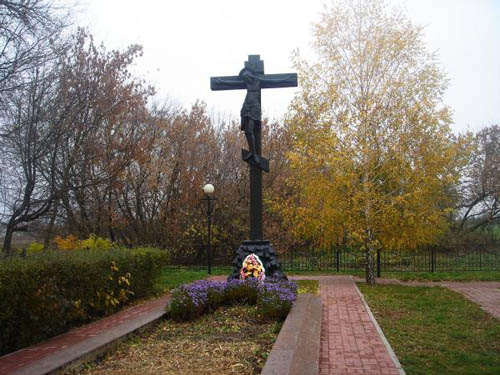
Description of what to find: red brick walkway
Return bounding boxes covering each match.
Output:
[0,294,170,375]
[292,276,405,375]
[319,277,403,375]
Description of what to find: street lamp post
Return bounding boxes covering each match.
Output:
[201,184,216,274]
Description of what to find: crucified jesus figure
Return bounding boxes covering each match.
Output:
[239,67,263,164]
[214,67,295,165]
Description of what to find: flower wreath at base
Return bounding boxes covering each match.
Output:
[240,253,265,281]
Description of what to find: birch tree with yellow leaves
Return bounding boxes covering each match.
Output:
[282,0,469,283]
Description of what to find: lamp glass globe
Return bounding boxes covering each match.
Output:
[203,184,214,194]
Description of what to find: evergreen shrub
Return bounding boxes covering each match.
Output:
[0,247,169,355]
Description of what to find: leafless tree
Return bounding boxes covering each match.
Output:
[0,1,71,253]
[458,125,500,232]
[0,66,59,253]
[0,0,70,102]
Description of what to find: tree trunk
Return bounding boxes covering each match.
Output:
[107,190,115,242]
[3,223,29,254]
[365,247,376,284]
[43,202,59,250]
[2,227,14,255]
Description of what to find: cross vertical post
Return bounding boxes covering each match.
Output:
[247,56,264,240]
[210,55,297,280]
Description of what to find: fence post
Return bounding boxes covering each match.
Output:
[479,246,482,271]
[336,247,340,272]
[376,250,381,278]
[431,247,435,273]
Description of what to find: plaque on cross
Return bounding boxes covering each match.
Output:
[210,55,297,240]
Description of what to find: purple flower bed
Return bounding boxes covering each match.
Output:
[167,278,297,322]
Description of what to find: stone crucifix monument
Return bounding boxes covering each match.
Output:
[211,55,297,280]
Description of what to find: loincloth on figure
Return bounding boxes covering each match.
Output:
[240,92,261,130]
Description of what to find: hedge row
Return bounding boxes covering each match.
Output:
[0,247,169,355]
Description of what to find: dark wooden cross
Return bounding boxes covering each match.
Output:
[210,55,297,240]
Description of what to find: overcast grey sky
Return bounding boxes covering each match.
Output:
[78,0,500,134]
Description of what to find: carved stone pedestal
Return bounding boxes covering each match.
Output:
[227,240,287,281]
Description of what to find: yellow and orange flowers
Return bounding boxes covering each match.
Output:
[240,254,265,281]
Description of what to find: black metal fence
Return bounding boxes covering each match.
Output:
[280,244,500,273]
[3,242,500,273]
[167,242,500,273]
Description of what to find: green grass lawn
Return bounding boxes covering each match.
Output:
[358,283,500,375]
[296,279,319,294]
[380,271,500,282]
[288,269,500,281]
[154,268,228,292]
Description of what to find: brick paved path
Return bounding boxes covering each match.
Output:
[292,276,404,375]
[320,277,403,375]
[0,294,170,375]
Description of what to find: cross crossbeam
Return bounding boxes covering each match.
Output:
[211,73,297,91]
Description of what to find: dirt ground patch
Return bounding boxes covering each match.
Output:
[66,304,280,375]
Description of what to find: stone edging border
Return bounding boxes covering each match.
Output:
[20,308,166,375]
[353,279,406,375]
[261,293,322,375]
